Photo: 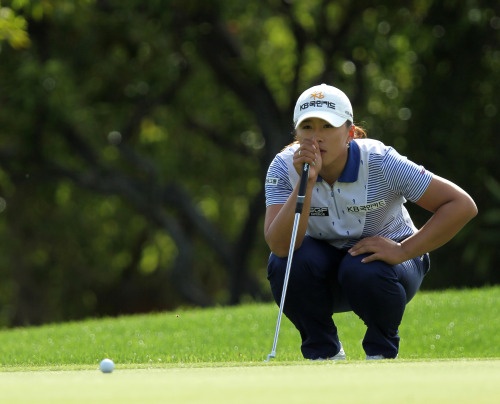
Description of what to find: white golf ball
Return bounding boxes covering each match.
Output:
[99,358,115,373]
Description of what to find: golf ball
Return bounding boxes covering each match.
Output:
[99,358,115,373]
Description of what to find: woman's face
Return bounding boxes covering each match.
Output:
[296,117,350,168]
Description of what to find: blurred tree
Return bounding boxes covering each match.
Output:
[402,1,500,288]
[0,0,498,326]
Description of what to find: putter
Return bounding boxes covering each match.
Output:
[266,162,310,362]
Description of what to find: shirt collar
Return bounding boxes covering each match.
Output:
[317,140,360,183]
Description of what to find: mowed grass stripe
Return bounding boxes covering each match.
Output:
[0,360,499,404]
[0,287,499,367]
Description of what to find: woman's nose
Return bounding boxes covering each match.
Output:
[312,129,322,142]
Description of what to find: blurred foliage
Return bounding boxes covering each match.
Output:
[0,0,498,327]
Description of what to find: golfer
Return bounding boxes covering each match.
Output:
[264,83,477,360]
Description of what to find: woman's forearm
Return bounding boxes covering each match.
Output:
[401,191,477,261]
[264,181,315,257]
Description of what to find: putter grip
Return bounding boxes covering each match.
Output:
[295,163,310,213]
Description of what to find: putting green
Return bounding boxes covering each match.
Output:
[1,360,498,403]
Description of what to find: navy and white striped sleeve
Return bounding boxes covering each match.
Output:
[381,148,433,202]
[265,155,293,206]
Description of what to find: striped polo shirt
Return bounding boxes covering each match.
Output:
[265,138,433,249]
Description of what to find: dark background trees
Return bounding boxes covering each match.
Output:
[0,0,498,327]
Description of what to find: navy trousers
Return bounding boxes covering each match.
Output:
[267,236,430,359]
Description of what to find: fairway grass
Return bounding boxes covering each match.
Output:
[1,360,499,404]
[1,287,499,366]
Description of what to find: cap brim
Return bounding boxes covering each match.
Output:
[295,111,348,129]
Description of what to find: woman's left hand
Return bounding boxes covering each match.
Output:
[348,236,408,265]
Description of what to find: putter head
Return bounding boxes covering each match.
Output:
[266,353,275,362]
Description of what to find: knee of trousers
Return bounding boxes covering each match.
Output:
[339,254,395,286]
[338,254,406,308]
[268,249,327,294]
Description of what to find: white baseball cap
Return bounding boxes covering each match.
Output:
[293,84,353,128]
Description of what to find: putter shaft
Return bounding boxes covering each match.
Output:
[266,163,310,361]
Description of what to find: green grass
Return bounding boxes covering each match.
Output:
[0,287,499,403]
[0,287,499,368]
[1,361,499,404]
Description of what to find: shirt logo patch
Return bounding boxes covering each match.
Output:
[265,177,279,186]
[347,200,386,213]
[310,207,329,216]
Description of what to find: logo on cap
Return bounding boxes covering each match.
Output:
[310,92,325,100]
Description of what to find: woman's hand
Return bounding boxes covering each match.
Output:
[293,138,321,180]
[348,236,408,265]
